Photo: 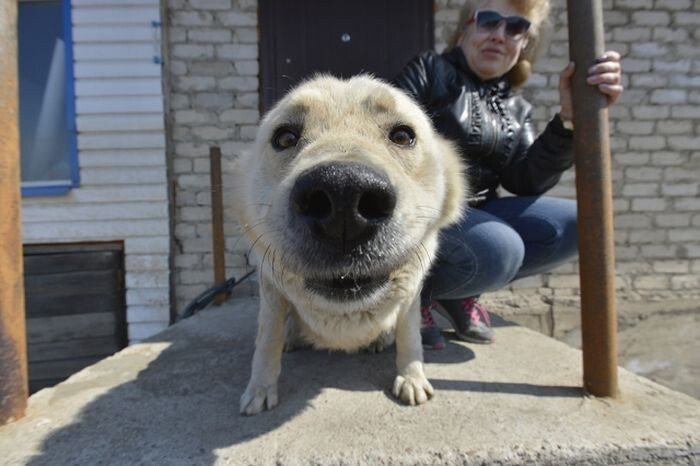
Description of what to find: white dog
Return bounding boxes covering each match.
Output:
[233,75,467,415]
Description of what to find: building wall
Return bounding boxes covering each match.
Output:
[21,0,171,343]
[433,0,700,333]
[165,0,700,326]
[165,0,259,314]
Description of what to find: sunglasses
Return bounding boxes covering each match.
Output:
[467,10,531,40]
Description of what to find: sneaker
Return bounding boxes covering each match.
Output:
[435,297,495,344]
[420,302,446,350]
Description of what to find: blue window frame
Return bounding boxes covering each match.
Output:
[18,0,79,197]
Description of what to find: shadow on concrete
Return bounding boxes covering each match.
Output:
[431,379,584,397]
[424,340,475,364]
[22,303,583,465]
[22,309,478,465]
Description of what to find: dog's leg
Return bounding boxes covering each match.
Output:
[283,312,309,352]
[240,276,288,415]
[392,295,434,405]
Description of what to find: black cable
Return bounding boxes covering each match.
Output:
[177,269,256,321]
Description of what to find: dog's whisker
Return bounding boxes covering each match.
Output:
[418,242,433,274]
[231,224,282,264]
[264,245,288,290]
[258,246,268,284]
[269,248,277,279]
[258,243,287,293]
[230,229,258,257]
[271,250,287,291]
[413,240,432,276]
[309,287,317,319]
[231,220,269,253]
[262,244,273,278]
[406,215,440,223]
[413,249,427,275]
[281,249,292,283]
[415,205,441,213]
[265,246,288,292]
[247,231,270,258]
[242,218,270,234]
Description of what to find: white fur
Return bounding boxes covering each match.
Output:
[233,75,467,415]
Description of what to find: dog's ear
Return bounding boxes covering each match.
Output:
[436,137,468,228]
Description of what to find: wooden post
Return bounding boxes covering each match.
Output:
[567,0,620,397]
[0,0,29,425]
[209,147,227,304]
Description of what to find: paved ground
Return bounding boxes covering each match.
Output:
[556,310,700,400]
[1,297,698,465]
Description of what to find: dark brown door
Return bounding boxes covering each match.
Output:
[259,0,434,112]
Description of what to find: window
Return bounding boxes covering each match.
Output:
[18,0,78,196]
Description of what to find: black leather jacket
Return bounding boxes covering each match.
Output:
[392,47,574,205]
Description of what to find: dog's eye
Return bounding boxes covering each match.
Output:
[389,125,416,147]
[272,126,300,151]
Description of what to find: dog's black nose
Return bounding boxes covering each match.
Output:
[290,163,396,251]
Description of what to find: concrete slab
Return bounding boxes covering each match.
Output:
[1,297,698,465]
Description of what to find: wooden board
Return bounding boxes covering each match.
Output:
[26,313,117,344]
[24,250,120,275]
[29,356,107,393]
[23,244,128,393]
[28,336,121,363]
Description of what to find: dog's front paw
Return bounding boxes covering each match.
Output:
[240,383,279,416]
[392,373,434,406]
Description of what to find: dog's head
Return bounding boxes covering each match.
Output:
[234,75,466,309]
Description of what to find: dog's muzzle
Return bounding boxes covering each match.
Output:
[290,162,397,300]
[290,162,396,252]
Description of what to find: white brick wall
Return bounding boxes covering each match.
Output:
[165,0,700,316]
[517,0,700,309]
[165,0,259,312]
[22,0,171,344]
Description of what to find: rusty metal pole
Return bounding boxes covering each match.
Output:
[566,0,619,398]
[209,146,227,304]
[0,0,29,424]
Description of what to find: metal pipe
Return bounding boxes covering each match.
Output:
[0,0,29,425]
[566,0,620,398]
[209,146,227,305]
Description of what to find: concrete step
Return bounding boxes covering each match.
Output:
[1,297,698,465]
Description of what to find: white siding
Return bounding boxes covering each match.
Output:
[73,26,156,42]
[72,8,161,25]
[21,0,171,344]
[76,95,164,113]
[74,44,157,61]
[77,115,165,132]
[75,62,162,78]
[75,78,163,96]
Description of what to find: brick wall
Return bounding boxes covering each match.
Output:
[165,0,700,326]
[166,0,259,316]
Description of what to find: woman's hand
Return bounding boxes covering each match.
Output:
[558,51,624,122]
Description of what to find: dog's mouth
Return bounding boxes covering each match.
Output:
[305,273,389,301]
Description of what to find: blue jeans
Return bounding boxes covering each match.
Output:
[421,196,578,305]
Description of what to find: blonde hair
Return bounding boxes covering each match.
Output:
[448,0,551,88]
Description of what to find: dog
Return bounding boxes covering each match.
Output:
[232,75,467,415]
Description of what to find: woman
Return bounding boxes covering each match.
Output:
[392,0,623,348]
